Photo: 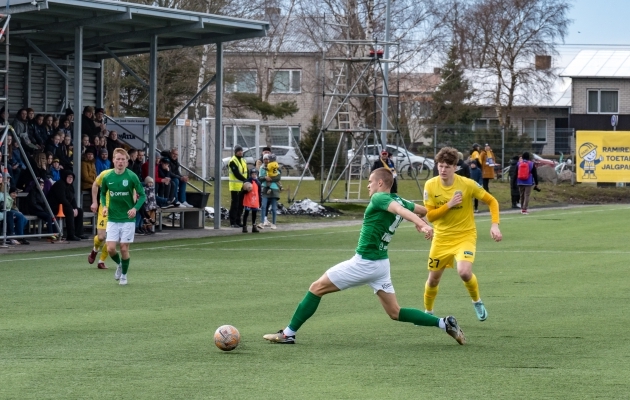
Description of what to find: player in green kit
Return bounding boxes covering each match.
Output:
[263,168,466,345]
[100,148,146,286]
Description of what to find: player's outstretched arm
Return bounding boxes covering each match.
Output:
[387,201,433,240]
[413,203,428,218]
[480,192,502,242]
[91,179,100,213]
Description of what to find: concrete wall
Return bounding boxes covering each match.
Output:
[571,78,630,114]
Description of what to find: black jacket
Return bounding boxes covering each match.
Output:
[27,188,49,214]
[129,159,143,180]
[160,150,184,179]
[47,170,78,211]
[508,158,519,195]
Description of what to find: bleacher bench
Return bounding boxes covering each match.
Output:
[156,207,204,231]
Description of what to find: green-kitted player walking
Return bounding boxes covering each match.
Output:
[263,168,466,345]
[101,148,146,286]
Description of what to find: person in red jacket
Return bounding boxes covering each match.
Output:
[241,168,261,233]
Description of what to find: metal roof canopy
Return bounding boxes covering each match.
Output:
[560,50,630,79]
[3,0,269,229]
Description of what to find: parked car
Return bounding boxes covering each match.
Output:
[222,145,304,176]
[348,144,434,179]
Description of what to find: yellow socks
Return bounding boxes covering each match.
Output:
[423,282,439,312]
[93,235,102,252]
[463,274,480,302]
[99,243,108,262]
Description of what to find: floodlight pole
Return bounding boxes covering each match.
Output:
[379,0,392,148]
[213,42,224,229]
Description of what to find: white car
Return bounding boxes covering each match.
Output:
[222,145,304,176]
[348,144,434,179]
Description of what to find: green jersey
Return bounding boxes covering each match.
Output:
[100,168,146,223]
[355,192,415,260]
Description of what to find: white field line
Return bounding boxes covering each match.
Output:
[2,205,628,264]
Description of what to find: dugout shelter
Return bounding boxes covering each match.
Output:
[1,0,268,229]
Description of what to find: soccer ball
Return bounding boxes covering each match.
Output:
[214,325,240,351]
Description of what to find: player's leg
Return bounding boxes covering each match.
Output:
[88,209,107,264]
[424,240,453,314]
[242,209,249,233]
[456,258,487,321]
[117,222,135,286]
[264,256,365,344]
[105,222,124,280]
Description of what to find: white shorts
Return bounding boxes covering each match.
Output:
[326,254,394,294]
[106,221,136,243]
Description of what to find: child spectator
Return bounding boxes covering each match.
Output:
[259,154,281,229]
[60,134,74,169]
[140,176,172,234]
[50,158,63,182]
[242,168,261,233]
[266,156,283,191]
[95,148,111,175]
[469,159,483,213]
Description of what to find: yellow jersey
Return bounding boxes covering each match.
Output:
[95,168,114,206]
[423,175,487,239]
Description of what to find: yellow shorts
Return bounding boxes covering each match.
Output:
[427,236,476,270]
[97,205,108,231]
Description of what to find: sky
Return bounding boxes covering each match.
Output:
[557,0,630,67]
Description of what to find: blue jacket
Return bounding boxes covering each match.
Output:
[469,161,483,185]
[95,158,112,175]
[516,161,538,186]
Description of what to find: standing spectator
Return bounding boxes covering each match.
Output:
[27,178,57,235]
[228,145,247,228]
[164,147,192,207]
[468,143,481,164]
[81,149,97,190]
[94,107,107,136]
[64,108,74,135]
[255,146,272,169]
[105,131,124,160]
[259,153,281,230]
[479,143,496,192]
[128,149,144,180]
[516,152,539,215]
[469,159,483,213]
[507,155,521,209]
[47,170,86,241]
[241,168,261,233]
[81,106,99,140]
[96,148,111,175]
[456,152,470,178]
[371,150,397,194]
[60,134,74,170]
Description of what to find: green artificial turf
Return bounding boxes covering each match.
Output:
[1,205,629,399]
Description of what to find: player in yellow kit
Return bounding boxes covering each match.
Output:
[87,168,114,269]
[423,147,502,321]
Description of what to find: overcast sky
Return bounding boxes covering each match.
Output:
[564,0,630,45]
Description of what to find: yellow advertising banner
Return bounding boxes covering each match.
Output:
[576,131,630,183]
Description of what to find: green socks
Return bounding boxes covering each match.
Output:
[287,291,321,332]
[111,252,121,265]
[121,258,130,275]
[398,308,440,327]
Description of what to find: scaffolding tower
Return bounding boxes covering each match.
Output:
[290,20,423,203]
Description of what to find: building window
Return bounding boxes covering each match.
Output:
[523,119,547,142]
[224,125,256,149]
[473,119,499,131]
[271,70,301,93]
[587,90,618,114]
[225,70,257,93]
[270,126,301,146]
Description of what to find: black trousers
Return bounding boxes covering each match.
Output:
[63,205,84,238]
[482,178,491,193]
[158,182,177,202]
[229,190,244,225]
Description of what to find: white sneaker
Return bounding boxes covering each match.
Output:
[270,223,277,230]
[256,223,264,229]
[263,219,271,227]
[181,201,193,208]
[119,274,128,286]
[114,264,122,280]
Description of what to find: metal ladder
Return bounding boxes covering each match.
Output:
[0,13,10,114]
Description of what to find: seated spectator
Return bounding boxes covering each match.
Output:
[47,170,86,241]
[161,147,192,207]
[60,134,74,169]
[139,176,171,234]
[95,148,111,175]
[27,177,57,235]
[81,106,100,140]
[34,114,47,145]
[81,149,97,191]
[50,158,63,182]
[12,108,39,155]
[5,134,26,185]
[31,152,53,191]
[128,149,143,180]
[81,134,94,156]
[44,114,55,137]
[157,157,178,205]
[0,175,21,244]
[60,115,72,137]
[5,184,29,244]
[52,116,60,133]
[45,133,64,160]
[0,106,8,125]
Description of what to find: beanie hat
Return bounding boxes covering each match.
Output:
[234,145,243,153]
[144,176,154,184]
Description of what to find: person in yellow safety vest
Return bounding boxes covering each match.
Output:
[228,145,248,228]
